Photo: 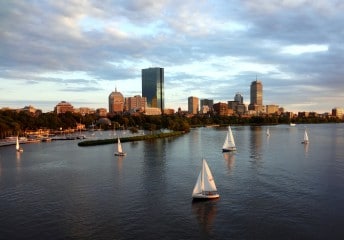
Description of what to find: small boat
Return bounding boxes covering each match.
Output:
[222,126,236,152]
[192,159,219,200]
[266,128,270,136]
[290,123,296,126]
[114,138,126,156]
[301,129,309,144]
[16,136,23,152]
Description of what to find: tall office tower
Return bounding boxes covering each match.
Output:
[109,88,124,114]
[234,93,244,104]
[200,99,214,109]
[188,96,199,114]
[142,67,164,113]
[248,79,263,111]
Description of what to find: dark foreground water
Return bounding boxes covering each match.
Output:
[1,124,344,240]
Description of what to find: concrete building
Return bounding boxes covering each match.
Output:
[248,79,263,113]
[142,67,164,113]
[266,104,279,115]
[332,107,343,119]
[188,96,199,114]
[200,99,214,113]
[234,93,244,104]
[54,101,74,114]
[125,95,147,113]
[96,108,107,117]
[213,102,229,116]
[109,88,124,114]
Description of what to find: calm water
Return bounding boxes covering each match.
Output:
[1,124,344,240]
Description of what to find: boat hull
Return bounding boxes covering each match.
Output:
[192,192,220,200]
[114,152,127,156]
[222,148,236,152]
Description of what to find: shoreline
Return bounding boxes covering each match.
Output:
[77,131,186,147]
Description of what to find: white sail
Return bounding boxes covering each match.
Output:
[192,172,202,196]
[266,128,270,136]
[16,136,20,151]
[115,138,126,156]
[117,138,123,153]
[192,159,219,199]
[16,136,23,152]
[303,130,309,143]
[202,159,217,192]
[222,126,236,151]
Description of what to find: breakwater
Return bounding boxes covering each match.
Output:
[78,131,185,147]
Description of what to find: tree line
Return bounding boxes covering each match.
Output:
[0,109,342,139]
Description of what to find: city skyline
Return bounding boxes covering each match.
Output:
[1,1,344,113]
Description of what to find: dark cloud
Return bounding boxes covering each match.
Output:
[0,0,343,112]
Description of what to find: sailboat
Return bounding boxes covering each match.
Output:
[192,159,219,200]
[301,129,309,144]
[114,138,126,156]
[222,126,236,152]
[16,136,23,152]
[266,128,270,136]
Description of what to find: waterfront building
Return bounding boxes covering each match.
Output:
[125,95,147,113]
[248,79,263,113]
[96,108,107,117]
[54,101,74,114]
[332,107,343,119]
[163,108,175,115]
[200,105,210,114]
[144,107,162,115]
[109,88,124,114]
[142,67,164,113]
[266,104,279,115]
[74,107,95,115]
[213,102,229,116]
[200,99,214,111]
[188,96,199,114]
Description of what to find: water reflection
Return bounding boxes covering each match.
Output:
[304,142,309,157]
[116,155,124,171]
[223,152,235,172]
[192,199,218,235]
[16,151,21,172]
[249,126,263,162]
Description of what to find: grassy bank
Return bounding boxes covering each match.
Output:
[78,131,186,147]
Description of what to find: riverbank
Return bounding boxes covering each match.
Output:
[78,131,186,147]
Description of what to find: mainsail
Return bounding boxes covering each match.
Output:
[192,159,217,195]
[222,126,236,151]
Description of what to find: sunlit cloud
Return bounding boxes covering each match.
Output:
[280,44,329,55]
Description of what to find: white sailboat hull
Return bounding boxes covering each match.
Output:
[222,147,236,152]
[192,192,220,199]
[114,152,127,156]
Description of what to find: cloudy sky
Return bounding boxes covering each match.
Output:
[1,0,343,113]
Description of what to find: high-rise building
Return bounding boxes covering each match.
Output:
[125,95,147,112]
[200,99,214,109]
[248,79,263,112]
[108,88,124,114]
[142,67,164,113]
[188,96,199,114]
[234,93,244,104]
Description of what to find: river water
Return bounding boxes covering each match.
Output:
[0,124,344,239]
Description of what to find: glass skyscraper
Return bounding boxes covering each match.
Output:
[141,67,164,112]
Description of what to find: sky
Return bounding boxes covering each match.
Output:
[1,0,343,113]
